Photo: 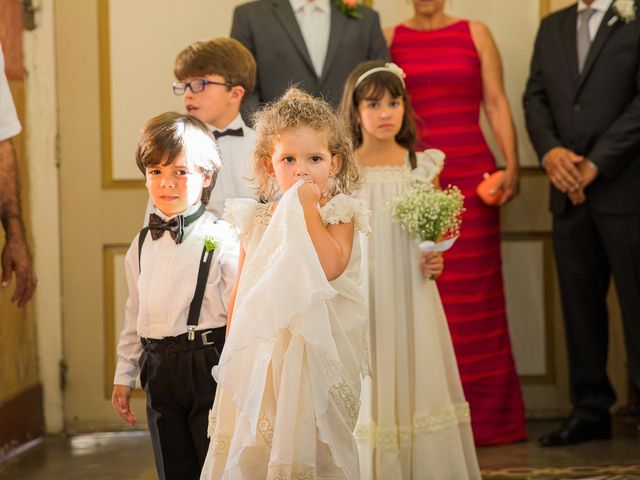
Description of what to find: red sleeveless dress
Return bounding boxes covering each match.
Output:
[391,20,527,446]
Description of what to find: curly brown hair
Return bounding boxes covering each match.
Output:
[340,61,420,168]
[252,88,359,201]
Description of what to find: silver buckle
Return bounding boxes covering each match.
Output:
[201,330,215,346]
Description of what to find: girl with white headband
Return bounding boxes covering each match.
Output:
[341,61,480,480]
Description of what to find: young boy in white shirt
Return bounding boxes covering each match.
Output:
[112,112,238,480]
[145,37,258,220]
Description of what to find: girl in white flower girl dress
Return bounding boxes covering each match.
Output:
[341,62,481,479]
[200,88,371,480]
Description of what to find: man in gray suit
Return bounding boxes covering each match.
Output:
[231,0,389,116]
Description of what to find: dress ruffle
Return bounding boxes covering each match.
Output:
[223,198,258,243]
[319,194,372,238]
[411,149,445,185]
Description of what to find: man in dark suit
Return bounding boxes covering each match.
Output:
[230,0,389,117]
[524,0,640,446]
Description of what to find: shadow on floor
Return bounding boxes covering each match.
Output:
[0,419,638,479]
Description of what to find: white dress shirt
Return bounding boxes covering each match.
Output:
[577,0,614,40]
[290,0,331,77]
[209,114,258,216]
[0,44,21,141]
[115,205,239,388]
[143,114,257,221]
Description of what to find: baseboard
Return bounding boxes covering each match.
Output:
[0,383,44,462]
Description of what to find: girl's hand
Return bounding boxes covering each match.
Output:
[112,385,136,426]
[298,181,321,207]
[420,251,444,279]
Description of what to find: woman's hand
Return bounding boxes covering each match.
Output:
[420,251,444,279]
[493,167,520,205]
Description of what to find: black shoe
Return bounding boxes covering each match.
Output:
[538,415,611,447]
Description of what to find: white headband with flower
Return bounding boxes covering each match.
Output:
[354,62,407,89]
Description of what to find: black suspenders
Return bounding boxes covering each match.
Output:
[137,225,216,341]
[186,245,215,340]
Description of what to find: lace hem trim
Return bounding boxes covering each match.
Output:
[354,402,471,447]
[323,212,372,238]
[267,463,347,480]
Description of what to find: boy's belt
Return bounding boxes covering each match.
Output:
[141,326,225,354]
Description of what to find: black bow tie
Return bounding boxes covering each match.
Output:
[148,205,205,244]
[213,127,244,139]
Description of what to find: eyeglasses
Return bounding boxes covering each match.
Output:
[172,79,233,95]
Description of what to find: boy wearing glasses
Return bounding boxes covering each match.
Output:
[147,37,257,218]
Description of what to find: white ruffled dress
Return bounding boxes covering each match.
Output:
[200,182,371,480]
[355,150,481,479]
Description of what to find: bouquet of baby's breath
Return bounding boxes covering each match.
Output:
[387,183,464,243]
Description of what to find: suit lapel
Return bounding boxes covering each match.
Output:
[271,0,316,77]
[576,6,618,92]
[319,3,348,86]
[561,7,579,87]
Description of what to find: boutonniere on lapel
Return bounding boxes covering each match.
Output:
[609,0,637,25]
[204,236,219,253]
[336,0,361,19]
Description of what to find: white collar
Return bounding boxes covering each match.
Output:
[153,203,203,221]
[209,114,246,133]
[290,0,330,14]
[577,0,614,13]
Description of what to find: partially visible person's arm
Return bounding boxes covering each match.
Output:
[0,139,36,305]
[471,21,519,205]
[112,242,142,426]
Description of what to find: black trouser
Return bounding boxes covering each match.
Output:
[139,327,225,480]
[553,204,640,421]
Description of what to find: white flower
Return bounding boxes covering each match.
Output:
[193,216,235,252]
[613,0,636,23]
[386,184,465,243]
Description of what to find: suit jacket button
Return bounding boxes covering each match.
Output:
[573,104,582,111]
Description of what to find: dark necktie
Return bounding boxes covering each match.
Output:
[213,127,244,139]
[148,204,205,244]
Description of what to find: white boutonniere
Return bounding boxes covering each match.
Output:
[611,0,637,24]
[194,218,222,258]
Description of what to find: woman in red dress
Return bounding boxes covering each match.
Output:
[385,0,526,446]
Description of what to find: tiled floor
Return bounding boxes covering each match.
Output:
[0,419,638,479]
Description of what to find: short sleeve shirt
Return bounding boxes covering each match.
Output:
[0,43,22,141]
